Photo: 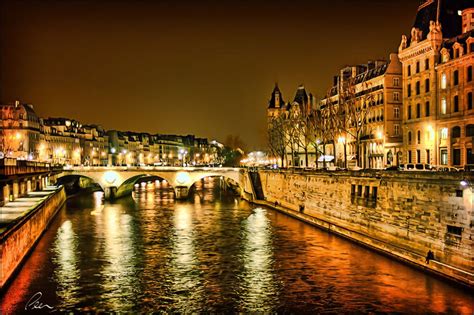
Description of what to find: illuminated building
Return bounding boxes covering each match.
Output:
[267,84,318,167]
[107,131,219,166]
[0,101,41,160]
[320,55,403,169]
[398,0,473,167]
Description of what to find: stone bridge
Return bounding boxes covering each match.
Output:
[59,166,244,199]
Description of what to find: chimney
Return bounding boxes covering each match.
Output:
[367,60,375,70]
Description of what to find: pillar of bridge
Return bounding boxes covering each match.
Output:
[2,184,9,205]
[12,181,19,201]
[104,186,117,200]
[37,177,43,191]
[174,186,190,200]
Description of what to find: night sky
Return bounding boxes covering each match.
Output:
[1,0,420,150]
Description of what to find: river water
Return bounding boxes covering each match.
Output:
[1,178,472,313]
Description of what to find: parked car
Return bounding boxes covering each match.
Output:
[436,166,462,172]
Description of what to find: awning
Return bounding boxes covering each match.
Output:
[318,155,334,162]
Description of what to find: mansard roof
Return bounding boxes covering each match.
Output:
[411,0,472,43]
[354,63,388,84]
[293,85,308,105]
[268,83,284,109]
[442,29,474,51]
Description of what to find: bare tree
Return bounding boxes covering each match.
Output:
[268,115,286,167]
[339,78,375,168]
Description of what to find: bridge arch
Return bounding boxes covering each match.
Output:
[189,174,242,190]
[115,174,174,199]
[56,174,105,192]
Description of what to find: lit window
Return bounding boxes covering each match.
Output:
[441,97,447,114]
[394,92,400,102]
[441,73,447,89]
[441,128,448,139]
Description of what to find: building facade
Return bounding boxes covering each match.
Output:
[319,54,403,169]
[398,1,474,167]
[0,101,41,160]
[0,101,220,166]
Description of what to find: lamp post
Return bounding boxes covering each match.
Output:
[338,136,347,168]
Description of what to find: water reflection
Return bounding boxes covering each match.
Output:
[98,205,138,310]
[52,220,80,305]
[0,178,472,314]
[168,205,203,311]
[238,207,278,312]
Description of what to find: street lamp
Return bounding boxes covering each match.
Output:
[338,136,347,168]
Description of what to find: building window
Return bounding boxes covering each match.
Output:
[408,105,412,119]
[441,128,448,139]
[426,149,430,164]
[408,150,412,163]
[452,126,461,138]
[408,131,412,144]
[416,103,421,118]
[393,77,400,87]
[417,130,421,144]
[407,65,411,76]
[394,107,400,118]
[425,101,430,117]
[454,49,459,58]
[425,58,429,70]
[447,225,462,235]
[441,97,447,114]
[454,70,459,86]
[416,81,420,95]
[395,124,400,136]
[416,61,420,73]
[466,124,474,137]
[441,149,448,165]
[468,92,473,110]
[408,84,411,97]
[468,66,473,82]
[417,150,421,163]
[453,149,461,165]
[441,73,447,89]
[454,95,459,112]
[394,92,400,102]
[468,148,474,164]
[425,78,430,92]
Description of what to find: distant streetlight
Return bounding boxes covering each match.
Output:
[338,136,347,168]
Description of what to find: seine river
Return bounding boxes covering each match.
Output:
[1,178,472,313]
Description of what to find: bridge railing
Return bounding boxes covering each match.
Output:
[64,165,242,172]
[0,158,59,176]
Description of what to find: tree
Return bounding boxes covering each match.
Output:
[338,77,375,168]
[268,115,287,167]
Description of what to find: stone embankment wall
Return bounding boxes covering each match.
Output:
[0,187,66,290]
[254,170,474,286]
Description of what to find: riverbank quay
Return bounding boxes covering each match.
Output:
[0,185,66,291]
[241,169,474,288]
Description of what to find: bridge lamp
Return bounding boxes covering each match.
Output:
[104,171,118,185]
[176,172,191,185]
[111,147,116,154]
[460,180,469,187]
